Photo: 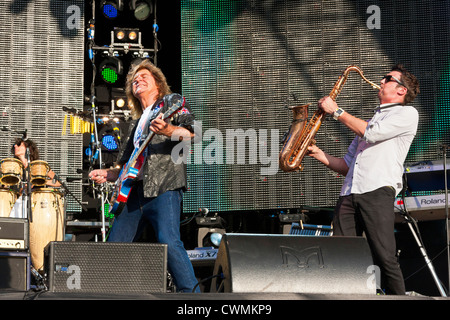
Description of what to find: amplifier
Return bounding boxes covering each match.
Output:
[0,251,30,291]
[45,241,168,294]
[0,218,28,250]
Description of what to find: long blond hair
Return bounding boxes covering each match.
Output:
[125,59,172,119]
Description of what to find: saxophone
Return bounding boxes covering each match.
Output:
[279,65,381,172]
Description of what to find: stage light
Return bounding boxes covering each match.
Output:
[111,87,128,111]
[99,56,123,85]
[100,123,121,152]
[101,0,124,19]
[209,232,223,247]
[102,134,119,151]
[130,56,146,69]
[113,28,140,43]
[116,30,125,40]
[128,31,137,41]
[197,227,225,248]
[130,0,153,21]
[116,98,125,108]
[196,213,226,248]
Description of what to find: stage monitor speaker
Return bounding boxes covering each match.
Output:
[45,242,167,294]
[0,251,30,291]
[211,234,375,295]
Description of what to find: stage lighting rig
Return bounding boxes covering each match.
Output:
[93,28,152,58]
[114,27,139,44]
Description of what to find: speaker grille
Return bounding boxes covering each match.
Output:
[46,242,167,294]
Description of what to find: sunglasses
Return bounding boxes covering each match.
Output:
[382,75,406,87]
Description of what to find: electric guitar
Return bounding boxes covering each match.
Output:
[109,95,186,216]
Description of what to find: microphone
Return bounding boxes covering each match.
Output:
[198,208,209,215]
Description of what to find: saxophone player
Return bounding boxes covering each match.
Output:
[308,64,420,295]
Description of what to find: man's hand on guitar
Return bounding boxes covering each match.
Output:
[150,113,175,137]
[89,169,120,184]
[89,169,108,184]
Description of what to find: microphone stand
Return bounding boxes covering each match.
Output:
[53,174,88,212]
[52,174,88,240]
[87,0,107,242]
[90,99,107,243]
[400,176,447,297]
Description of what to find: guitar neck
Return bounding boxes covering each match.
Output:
[127,131,156,168]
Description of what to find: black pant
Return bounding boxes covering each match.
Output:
[333,186,405,295]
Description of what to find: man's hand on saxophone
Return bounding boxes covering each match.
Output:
[317,96,338,114]
[318,96,368,138]
[307,144,349,176]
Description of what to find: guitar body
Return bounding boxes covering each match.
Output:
[109,94,185,216]
[109,166,139,215]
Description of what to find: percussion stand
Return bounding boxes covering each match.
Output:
[21,146,32,223]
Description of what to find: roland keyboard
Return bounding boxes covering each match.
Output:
[394,193,450,222]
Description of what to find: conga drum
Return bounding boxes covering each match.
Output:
[0,188,16,217]
[0,158,23,186]
[29,188,65,271]
[29,160,50,186]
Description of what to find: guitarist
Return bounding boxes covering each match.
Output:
[89,60,199,293]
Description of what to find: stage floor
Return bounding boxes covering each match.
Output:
[0,289,446,300]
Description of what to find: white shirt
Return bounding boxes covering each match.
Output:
[134,106,156,148]
[132,105,160,180]
[340,103,419,197]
